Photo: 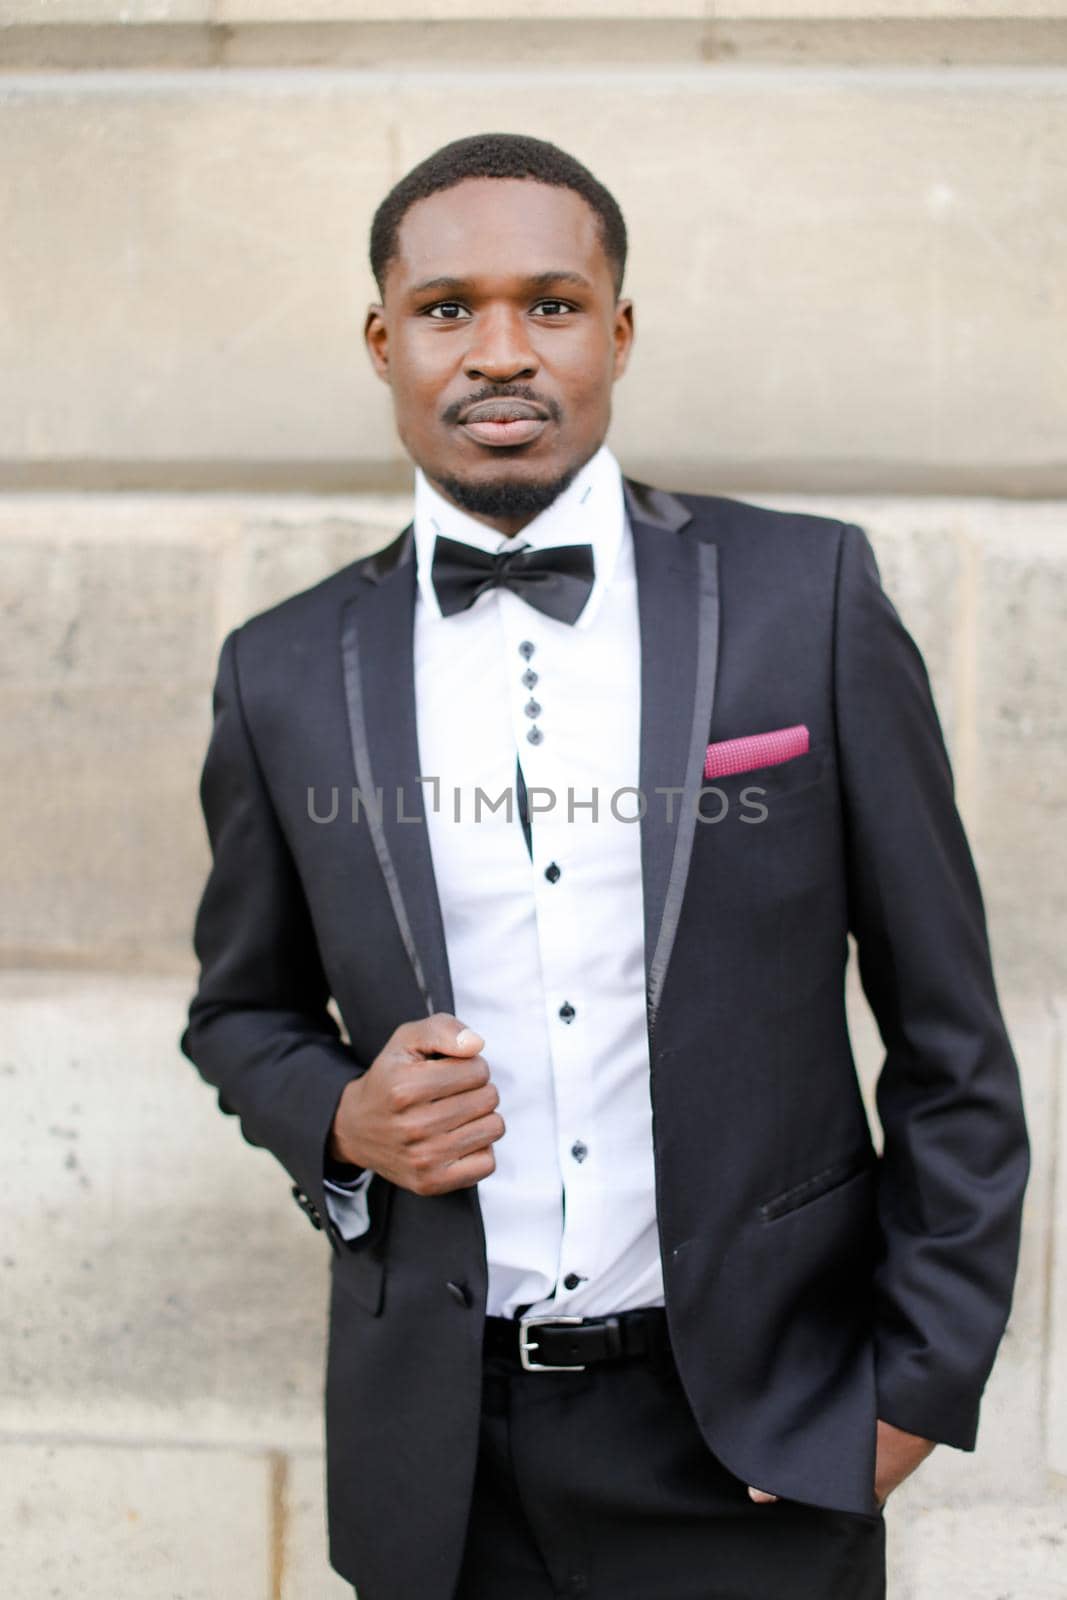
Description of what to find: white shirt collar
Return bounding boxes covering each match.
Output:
[413,442,625,632]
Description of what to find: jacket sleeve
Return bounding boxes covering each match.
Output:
[833,521,1030,1450]
[180,627,365,1252]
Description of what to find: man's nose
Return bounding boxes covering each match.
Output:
[464,306,538,383]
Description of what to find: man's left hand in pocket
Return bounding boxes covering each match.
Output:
[746,1418,937,1508]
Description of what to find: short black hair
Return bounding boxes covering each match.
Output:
[369,132,628,300]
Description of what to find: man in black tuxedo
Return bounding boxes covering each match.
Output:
[182,133,1030,1600]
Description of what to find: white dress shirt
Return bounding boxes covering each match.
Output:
[325,444,665,1320]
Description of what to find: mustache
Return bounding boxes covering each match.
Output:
[443,386,562,426]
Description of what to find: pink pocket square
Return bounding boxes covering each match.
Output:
[704,724,810,780]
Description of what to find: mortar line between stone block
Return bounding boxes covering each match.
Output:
[6,65,1067,95]
[951,525,979,824]
[0,1427,323,1456]
[269,1449,289,1600]
[214,525,250,647]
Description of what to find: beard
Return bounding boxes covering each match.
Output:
[431,462,582,523]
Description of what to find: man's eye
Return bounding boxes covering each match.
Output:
[532,300,575,316]
[426,303,470,320]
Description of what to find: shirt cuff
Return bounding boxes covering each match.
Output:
[323,1171,374,1239]
[323,1167,372,1193]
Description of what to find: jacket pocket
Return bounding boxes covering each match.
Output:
[328,1177,393,1314]
[330,1244,386,1315]
[698,744,832,824]
[757,1148,876,1224]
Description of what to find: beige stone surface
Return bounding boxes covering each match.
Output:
[0,499,217,966]
[1,678,210,967]
[0,498,220,965]
[0,1441,270,1600]
[0,0,211,20]
[219,0,703,16]
[0,493,400,968]
[0,79,398,484]
[4,17,1066,70]
[722,0,1067,14]
[0,502,223,689]
[237,493,405,623]
[282,1454,355,1600]
[886,1497,1067,1599]
[0,971,331,1447]
[1048,995,1067,1478]
[1,75,1065,491]
[3,1,1067,20]
[972,534,1067,1004]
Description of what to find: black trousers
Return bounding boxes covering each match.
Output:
[450,1331,887,1600]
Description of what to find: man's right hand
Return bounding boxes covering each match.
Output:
[327,1014,504,1196]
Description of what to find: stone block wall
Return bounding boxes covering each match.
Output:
[1,6,1064,1595]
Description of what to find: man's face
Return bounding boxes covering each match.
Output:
[364,177,634,534]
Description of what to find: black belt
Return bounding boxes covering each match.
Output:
[484,1308,671,1371]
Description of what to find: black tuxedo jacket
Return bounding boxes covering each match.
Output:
[181,477,1029,1600]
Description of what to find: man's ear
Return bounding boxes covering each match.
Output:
[613,298,635,381]
[364,303,390,383]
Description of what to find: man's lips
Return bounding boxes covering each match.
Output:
[457,399,550,448]
[460,417,548,447]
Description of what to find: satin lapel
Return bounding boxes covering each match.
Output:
[339,524,455,1021]
[625,479,721,1041]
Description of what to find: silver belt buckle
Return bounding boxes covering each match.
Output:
[518,1314,586,1371]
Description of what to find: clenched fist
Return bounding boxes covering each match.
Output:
[328,1013,505,1197]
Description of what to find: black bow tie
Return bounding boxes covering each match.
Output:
[431,534,596,625]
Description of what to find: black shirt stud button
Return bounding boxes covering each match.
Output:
[446,1280,473,1308]
[522,669,538,689]
[563,1272,583,1291]
[545,862,561,883]
[559,1002,576,1023]
[519,640,536,659]
[570,1140,588,1163]
[527,726,544,745]
[524,699,542,719]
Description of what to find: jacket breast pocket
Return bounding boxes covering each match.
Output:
[757,1148,877,1224]
[698,743,832,827]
